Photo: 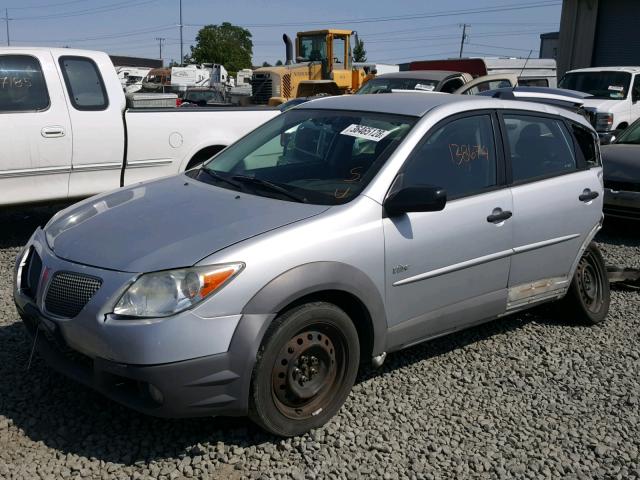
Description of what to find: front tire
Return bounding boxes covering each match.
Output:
[249,302,360,437]
[560,242,610,325]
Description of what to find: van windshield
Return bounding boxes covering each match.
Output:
[198,109,416,205]
[559,71,631,99]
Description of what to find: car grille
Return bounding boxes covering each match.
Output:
[251,74,272,104]
[45,272,102,318]
[605,180,640,193]
[20,247,42,299]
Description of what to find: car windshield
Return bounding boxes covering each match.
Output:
[614,119,640,144]
[559,71,631,99]
[357,77,439,94]
[198,109,416,205]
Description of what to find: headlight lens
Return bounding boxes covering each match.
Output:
[113,263,244,318]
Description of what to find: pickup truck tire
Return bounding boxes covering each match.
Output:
[560,242,610,325]
[249,302,360,437]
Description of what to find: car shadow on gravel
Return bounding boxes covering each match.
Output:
[0,307,551,465]
[0,204,68,249]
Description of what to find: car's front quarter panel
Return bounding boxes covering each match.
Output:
[194,195,388,353]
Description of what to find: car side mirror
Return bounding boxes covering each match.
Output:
[280,131,293,147]
[384,185,447,216]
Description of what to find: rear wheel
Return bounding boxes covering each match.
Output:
[560,242,610,324]
[249,302,359,437]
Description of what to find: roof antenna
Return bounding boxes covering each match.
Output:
[514,50,533,91]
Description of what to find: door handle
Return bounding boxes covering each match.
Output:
[41,126,65,138]
[487,208,512,223]
[579,189,599,202]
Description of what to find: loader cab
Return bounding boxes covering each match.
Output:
[296,29,352,82]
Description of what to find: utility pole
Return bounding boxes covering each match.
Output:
[179,0,183,66]
[4,9,11,46]
[155,37,166,61]
[458,23,470,58]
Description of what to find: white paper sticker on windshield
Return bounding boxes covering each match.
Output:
[608,85,624,92]
[341,124,391,142]
[414,83,435,91]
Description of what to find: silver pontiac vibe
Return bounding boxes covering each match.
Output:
[14,93,609,437]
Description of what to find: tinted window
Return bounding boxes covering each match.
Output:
[0,55,49,112]
[402,115,497,198]
[503,114,576,182]
[572,123,599,167]
[59,56,108,110]
[518,78,549,87]
[357,77,439,94]
[462,79,513,95]
[203,109,416,205]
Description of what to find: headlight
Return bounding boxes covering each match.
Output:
[113,263,244,318]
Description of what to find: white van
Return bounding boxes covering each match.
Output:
[559,66,640,136]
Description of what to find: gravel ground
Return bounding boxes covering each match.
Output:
[1,207,639,480]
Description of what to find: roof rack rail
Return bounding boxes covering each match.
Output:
[479,86,592,114]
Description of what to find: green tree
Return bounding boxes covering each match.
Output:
[262,61,272,67]
[190,22,253,74]
[353,38,367,62]
[275,59,283,66]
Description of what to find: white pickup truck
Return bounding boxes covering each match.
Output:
[559,66,640,137]
[0,48,279,207]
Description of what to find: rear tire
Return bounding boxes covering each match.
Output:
[249,302,360,437]
[560,242,610,325]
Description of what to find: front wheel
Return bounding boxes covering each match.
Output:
[249,302,360,437]
[560,242,610,325]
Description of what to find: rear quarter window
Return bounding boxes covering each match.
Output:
[59,56,108,111]
[571,123,600,167]
[0,55,49,112]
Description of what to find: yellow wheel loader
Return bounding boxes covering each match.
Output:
[251,29,367,106]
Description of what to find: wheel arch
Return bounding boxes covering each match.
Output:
[242,262,387,361]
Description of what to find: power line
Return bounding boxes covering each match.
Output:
[8,0,91,10]
[155,37,166,60]
[12,0,162,21]
[13,23,175,43]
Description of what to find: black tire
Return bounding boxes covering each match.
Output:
[560,242,610,325]
[249,302,360,437]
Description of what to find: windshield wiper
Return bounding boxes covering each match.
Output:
[231,175,308,203]
[197,168,242,189]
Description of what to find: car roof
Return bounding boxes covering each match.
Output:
[295,92,593,128]
[297,92,488,117]
[371,70,463,81]
[566,66,640,74]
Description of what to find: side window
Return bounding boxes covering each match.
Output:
[403,115,497,198]
[503,114,576,183]
[633,75,640,102]
[571,123,600,167]
[0,55,49,112]
[59,56,108,111]
[462,79,513,95]
[518,78,549,87]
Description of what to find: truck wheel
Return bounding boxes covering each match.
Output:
[249,302,360,437]
[560,243,610,325]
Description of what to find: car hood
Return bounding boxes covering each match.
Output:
[581,98,625,111]
[46,175,329,272]
[602,144,640,182]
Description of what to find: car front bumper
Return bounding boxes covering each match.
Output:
[604,188,640,220]
[13,228,274,418]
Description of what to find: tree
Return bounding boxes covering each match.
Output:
[275,60,283,66]
[353,38,367,62]
[190,22,253,74]
[262,61,272,67]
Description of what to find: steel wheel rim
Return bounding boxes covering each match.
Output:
[271,323,347,420]
[577,250,604,313]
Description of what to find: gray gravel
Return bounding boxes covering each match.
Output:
[1,208,639,480]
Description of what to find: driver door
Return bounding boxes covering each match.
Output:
[384,111,513,349]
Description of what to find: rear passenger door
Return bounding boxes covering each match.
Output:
[384,112,513,347]
[500,112,602,308]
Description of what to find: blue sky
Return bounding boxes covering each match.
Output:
[5,0,562,65]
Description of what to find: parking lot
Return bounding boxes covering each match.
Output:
[0,205,637,479]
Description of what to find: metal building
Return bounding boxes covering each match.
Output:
[558,0,640,77]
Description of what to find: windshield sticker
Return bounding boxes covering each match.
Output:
[341,124,391,142]
[449,144,490,166]
[608,85,624,92]
[415,84,435,91]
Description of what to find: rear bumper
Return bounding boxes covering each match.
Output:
[604,188,640,220]
[18,302,274,418]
